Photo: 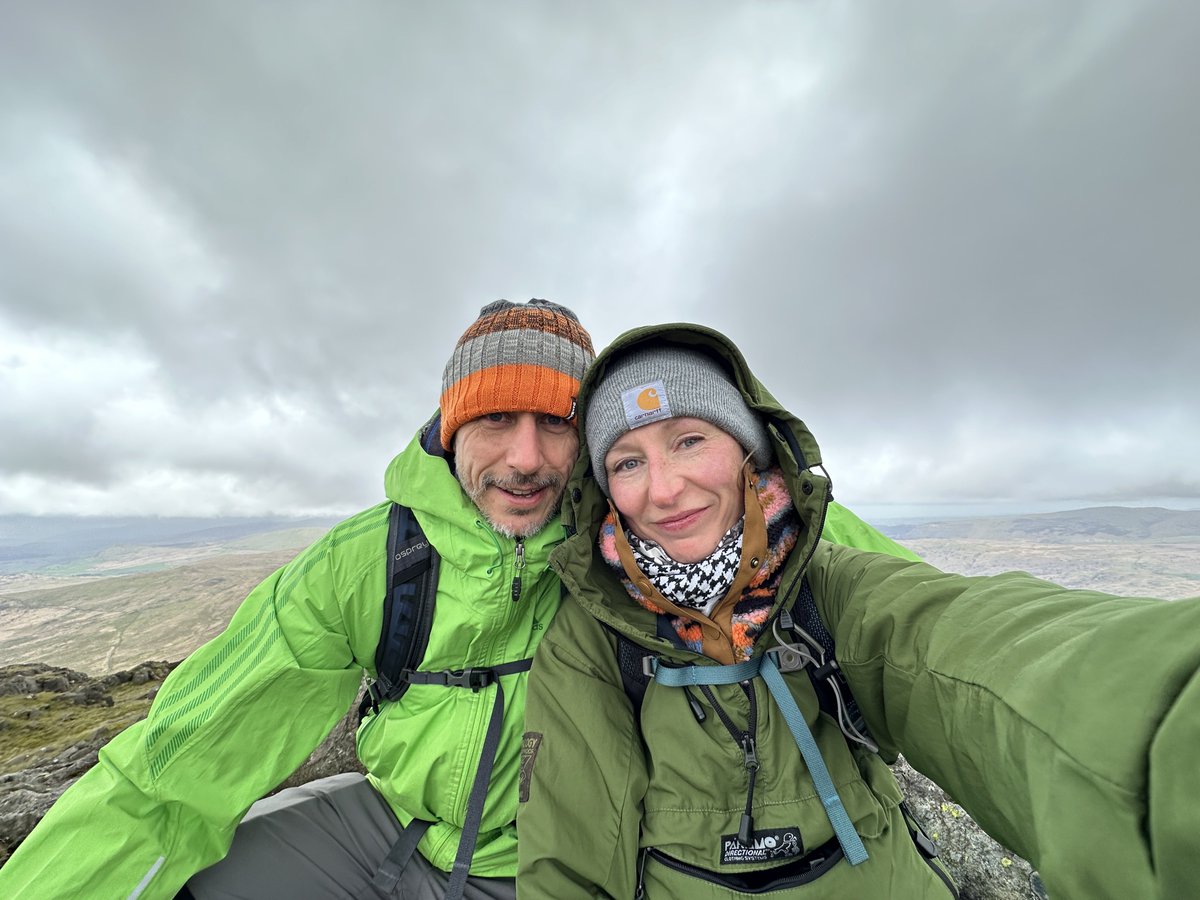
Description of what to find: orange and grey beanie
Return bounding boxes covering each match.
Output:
[439,299,596,450]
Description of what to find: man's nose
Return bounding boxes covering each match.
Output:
[505,414,547,474]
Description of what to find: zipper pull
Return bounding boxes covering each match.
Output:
[683,686,707,723]
[738,813,756,846]
[511,538,525,602]
[738,733,759,846]
[740,733,760,773]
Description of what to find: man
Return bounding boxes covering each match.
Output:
[0,300,913,899]
[0,300,595,900]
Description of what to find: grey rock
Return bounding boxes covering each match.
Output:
[895,757,1040,899]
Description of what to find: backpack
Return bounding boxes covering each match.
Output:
[357,417,534,900]
[612,574,873,750]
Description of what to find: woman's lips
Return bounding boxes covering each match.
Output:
[654,508,706,531]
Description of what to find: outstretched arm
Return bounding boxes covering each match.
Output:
[0,518,379,899]
[811,542,1200,899]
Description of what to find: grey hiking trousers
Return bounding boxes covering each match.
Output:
[183,773,516,900]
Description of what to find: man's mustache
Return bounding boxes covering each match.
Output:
[481,472,563,492]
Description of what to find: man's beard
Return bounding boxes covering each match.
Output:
[459,470,567,539]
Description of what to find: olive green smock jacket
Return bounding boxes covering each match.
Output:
[517,324,1200,900]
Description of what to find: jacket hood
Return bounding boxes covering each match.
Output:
[384,411,568,577]
[553,323,832,641]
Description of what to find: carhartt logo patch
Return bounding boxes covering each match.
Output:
[519,732,543,802]
[620,379,672,429]
[720,827,803,865]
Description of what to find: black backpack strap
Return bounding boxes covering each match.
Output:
[779,574,874,750]
[371,656,533,900]
[358,502,440,721]
[610,616,689,718]
[614,631,651,715]
[362,490,535,900]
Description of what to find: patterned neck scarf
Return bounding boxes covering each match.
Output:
[626,519,744,616]
[598,465,801,661]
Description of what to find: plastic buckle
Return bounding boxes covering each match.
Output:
[812,659,840,681]
[766,645,809,674]
[641,657,658,678]
[443,668,494,691]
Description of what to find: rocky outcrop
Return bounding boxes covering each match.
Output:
[1,667,1044,897]
[0,661,178,865]
[894,757,1045,899]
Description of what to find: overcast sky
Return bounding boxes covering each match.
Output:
[1,2,1197,521]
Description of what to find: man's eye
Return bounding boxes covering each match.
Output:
[543,414,566,427]
[486,412,507,423]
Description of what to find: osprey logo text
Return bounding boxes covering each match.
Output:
[620,379,672,429]
[395,539,430,562]
[720,826,803,865]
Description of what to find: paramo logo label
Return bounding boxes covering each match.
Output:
[636,387,661,411]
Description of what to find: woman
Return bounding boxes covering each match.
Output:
[516,323,1200,899]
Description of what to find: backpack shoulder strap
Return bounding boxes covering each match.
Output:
[613,630,651,715]
[780,574,874,750]
[608,615,689,718]
[358,501,440,719]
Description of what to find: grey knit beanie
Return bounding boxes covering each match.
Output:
[586,345,773,494]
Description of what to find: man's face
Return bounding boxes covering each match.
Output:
[454,411,580,538]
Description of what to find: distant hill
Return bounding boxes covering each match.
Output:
[882,507,1200,601]
[0,516,339,674]
[881,506,1200,543]
[2,506,1197,676]
[0,515,340,575]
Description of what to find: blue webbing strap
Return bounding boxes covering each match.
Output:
[759,654,868,865]
[648,657,761,686]
[651,655,868,866]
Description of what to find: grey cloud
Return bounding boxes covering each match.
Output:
[0,2,1196,515]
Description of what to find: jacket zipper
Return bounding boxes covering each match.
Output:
[698,682,761,845]
[511,538,525,602]
[901,802,960,898]
[644,842,843,891]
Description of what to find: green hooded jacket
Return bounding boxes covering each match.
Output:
[517,324,1200,900]
[0,422,562,897]
[0,411,914,899]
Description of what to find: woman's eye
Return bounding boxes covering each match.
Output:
[612,458,638,474]
[679,436,702,449]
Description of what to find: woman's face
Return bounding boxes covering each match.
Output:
[603,416,746,564]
